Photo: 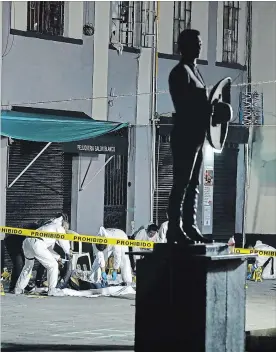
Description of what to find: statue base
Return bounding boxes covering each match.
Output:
[134,242,256,352]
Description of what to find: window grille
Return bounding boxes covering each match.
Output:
[222,1,240,63]
[111,1,156,48]
[104,154,128,230]
[111,1,140,47]
[140,2,155,48]
[27,1,65,37]
[173,1,192,54]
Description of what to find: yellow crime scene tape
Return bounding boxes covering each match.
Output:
[1,226,276,256]
[233,248,276,257]
[0,226,154,249]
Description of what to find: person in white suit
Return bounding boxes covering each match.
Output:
[90,227,133,286]
[15,213,70,297]
[131,224,161,268]
[158,215,183,244]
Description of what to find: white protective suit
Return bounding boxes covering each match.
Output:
[15,216,70,295]
[158,219,183,244]
[132,227,163,262]
[90,227,132,285]
[254,241,276,280]
[158,221,168,243]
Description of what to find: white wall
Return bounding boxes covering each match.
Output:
[158,1,174,54]
[191,1,209,61]
[246,2,276,234]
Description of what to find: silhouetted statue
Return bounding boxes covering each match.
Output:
[167,29,232,245]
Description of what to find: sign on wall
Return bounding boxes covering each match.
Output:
[63,134,128,156]
[203,167,214,226]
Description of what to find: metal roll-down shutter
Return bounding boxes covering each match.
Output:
[6,140,72,226]
[212,143,239,241]
[4,140,72,269]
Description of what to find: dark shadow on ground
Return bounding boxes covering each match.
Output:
[1,344,134,352]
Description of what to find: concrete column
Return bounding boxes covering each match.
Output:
[126,127,136,235]
[133,48,153,230]
[71,154,105,236]
[92,1,110,121]
[70,2,110,236]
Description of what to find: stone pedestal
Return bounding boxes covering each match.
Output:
[134,243,256,352]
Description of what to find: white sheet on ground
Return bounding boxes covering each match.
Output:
[62,285,136,297]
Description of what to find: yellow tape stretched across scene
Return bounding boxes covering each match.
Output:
[1,226,276,256]
[233,248,276,257]
[0,226,154,249]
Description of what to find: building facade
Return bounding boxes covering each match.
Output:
[0,1,259,243]
[245,1,276,236]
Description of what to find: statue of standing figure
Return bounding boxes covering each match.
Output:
[167,29,233,245]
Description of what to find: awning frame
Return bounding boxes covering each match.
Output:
[7,142,52,189]
[79,156,114,192]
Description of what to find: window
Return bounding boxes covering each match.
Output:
[140,2,155,48]
[112,1,140,48]
[173,2,192,54]
[222,2,240,63]
[27,1,65,36]
[111,1,155,48]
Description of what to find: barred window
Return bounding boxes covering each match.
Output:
[111,1,155,48]
[222,2,240,63]
[27,1,65,37]
[111,1,141,48]
[140,2,155,48]
[173,2,192,54]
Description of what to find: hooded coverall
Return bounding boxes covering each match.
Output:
[90,227,132,285]
[15,217,70,295]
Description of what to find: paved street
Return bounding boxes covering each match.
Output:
[1,281,275,351]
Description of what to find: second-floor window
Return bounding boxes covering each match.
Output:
[27,1,65,37]
[222,1,240,63]
[111,1,155,49]
[173,2,192,54]
[112,1,140,48]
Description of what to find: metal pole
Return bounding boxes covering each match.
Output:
[80,155,114,192]
[79,157,93,191]
[150,1,159,223]
[242,143,249,248]
[8,142,52,189]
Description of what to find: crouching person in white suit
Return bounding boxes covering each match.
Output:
[132,224,160,263]
[15,213,70,297]
[158,216,183,244]
[91,227,133,286]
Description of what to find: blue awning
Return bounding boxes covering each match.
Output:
[1,110,128,143]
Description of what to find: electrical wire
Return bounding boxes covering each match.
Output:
[1,79,276,109]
